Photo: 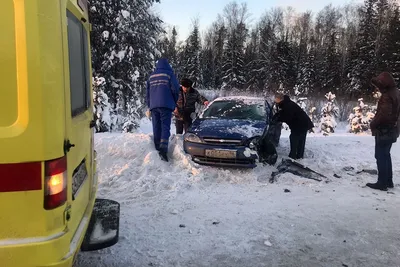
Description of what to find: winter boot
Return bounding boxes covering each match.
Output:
[388,180,394,188]
[366,182,388,191]
[159,151,168,162]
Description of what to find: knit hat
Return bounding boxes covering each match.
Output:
[180,78,193,88]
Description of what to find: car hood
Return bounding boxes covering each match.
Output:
[189,118,266,140]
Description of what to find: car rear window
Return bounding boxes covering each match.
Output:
[67,10,90,117]
[202,100,265,121]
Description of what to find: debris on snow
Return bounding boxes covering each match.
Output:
[264,240,273,247]
[170,209,179,215]
[284,189,291,193]
[343,166,355,172]
[356,169,378,175]
[271,159,326,183]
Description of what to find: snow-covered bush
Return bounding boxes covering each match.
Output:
[93,77,112,132]
[348,93,380,134]
[319,92,339,136]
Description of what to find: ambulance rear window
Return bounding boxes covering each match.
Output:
[67,11,90,117]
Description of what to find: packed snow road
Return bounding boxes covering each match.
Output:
[75,126,400,267]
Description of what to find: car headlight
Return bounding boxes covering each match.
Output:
[248,136,260,150]
[184,133,203,143]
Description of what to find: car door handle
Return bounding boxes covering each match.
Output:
[64,140,75,154]
[90,120,96,128]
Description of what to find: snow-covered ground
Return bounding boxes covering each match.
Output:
[75,119,400,267]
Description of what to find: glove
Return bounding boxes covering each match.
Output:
[145,109,151,119]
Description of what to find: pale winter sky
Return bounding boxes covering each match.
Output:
[154,0,363,41]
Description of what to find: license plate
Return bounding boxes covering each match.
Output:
[205,149,237,159]
[72,160,88,199]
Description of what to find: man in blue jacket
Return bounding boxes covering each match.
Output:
[146,58,180,162]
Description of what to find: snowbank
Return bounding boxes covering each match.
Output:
[75,126,400,267]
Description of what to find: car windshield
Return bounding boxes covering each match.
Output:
[202,100,266,121]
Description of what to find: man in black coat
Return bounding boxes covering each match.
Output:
[174,78,209,134]
[272,94,314,160]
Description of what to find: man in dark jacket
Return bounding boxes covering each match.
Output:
[367,72,400,191]
[272,94,314,160]
[146,58,180,162]
[174,78,209,134]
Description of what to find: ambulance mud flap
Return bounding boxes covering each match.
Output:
[81,198,120,251]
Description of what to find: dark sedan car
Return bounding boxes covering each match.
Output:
[183,96,277,168]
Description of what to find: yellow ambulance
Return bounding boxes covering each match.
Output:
[0,0,119,266]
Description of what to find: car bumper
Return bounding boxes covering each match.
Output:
[183,141,258,168]
[0,231,74,267]
[0,188,97,267]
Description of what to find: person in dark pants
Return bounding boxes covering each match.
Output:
[367,72,400,191]
[146,58,180,162]
[272,94,314,160]
[174,78,209,134]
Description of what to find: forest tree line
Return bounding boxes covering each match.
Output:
[89,0,400,132]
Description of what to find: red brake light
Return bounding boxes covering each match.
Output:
[44,156,67,210]
[0,162,42,192]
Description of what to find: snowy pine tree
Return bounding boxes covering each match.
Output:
[244,29,260,92]
[220,2,248,91]
[201,35,215,89]
[319,92,339,135]
[93,77,112,132]
[181,22,201,84]
[222,22,247,90]
[166,27,179,68]
[347,0,378,95]
[89,0,162,131]
[384,6,400,86]
[255,20,276,93]
[295,50,316,96]
[212,20,227,89]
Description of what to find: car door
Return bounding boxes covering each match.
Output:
[64,7,93,237]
